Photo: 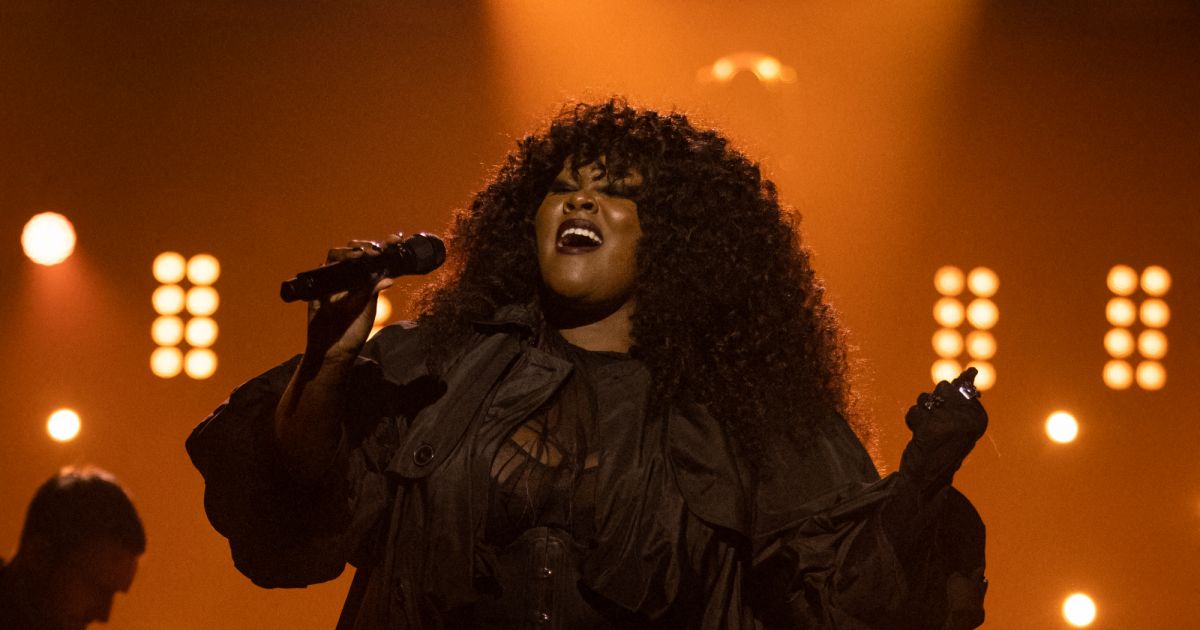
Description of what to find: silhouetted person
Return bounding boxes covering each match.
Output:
[0,467,145,630]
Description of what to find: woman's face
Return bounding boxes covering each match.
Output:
[535,159,643,311]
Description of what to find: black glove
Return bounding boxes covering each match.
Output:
[899,368,988,490]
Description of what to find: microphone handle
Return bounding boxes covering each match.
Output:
[280,233,444,303]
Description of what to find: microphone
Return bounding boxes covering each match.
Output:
[280,233,445,303]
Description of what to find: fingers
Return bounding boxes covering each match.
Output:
[325,239,383,264]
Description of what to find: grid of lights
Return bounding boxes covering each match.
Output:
[1103,265,1169,390]
[151,252,220,379]
[931,266,999,390]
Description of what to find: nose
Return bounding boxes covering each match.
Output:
[564,190,597,213]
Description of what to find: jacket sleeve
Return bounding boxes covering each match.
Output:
[185,326,419,588]
[749,419,987,630]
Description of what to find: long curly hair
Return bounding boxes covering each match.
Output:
[418,99,870,465]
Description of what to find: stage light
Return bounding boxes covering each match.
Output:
[966,360,996,391]
[1106,265,1138,296]
[153,252,187,284]
[931,359,962,384]
[151,347,183,378]
[21,212,77,266]
[185,317,218,348]
[1139,299,1169,328]
[1103,328,1134,358]
[934,298,965,328]
[187,254,220,286]
[966,267,998,298]
[965,331,996,360]
[1045,411,1078,444]
[1140,265,1171,297]
[1063,593,1097,627]
[1105,298,1136,327]
[185,349,217,379]
[755,56,782,81]
[152,285,186,315]
[1137,330,1167,360]
[711,57,736,81]
[47,409,81,442]
[375,293,393,325]
[700,52,795,85]
[932,328,964,358]
[151,316,185,346]
[1136,361,1166,391]
[186,287,220,317]
[934,266,965,296]
[1102,359,1133,389]
[966,298,998,330]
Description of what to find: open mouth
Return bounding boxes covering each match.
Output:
[556,218,604,253]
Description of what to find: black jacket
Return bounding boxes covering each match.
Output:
[187,305,985,629]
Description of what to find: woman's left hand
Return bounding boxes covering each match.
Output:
[898,368,989,489]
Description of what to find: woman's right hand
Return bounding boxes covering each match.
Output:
[303,233,405,364]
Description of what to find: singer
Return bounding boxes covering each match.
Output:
[187,100,987,629]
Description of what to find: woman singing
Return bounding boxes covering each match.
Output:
[188,99,988,629]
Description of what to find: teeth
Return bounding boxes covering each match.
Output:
[560,227,603,245]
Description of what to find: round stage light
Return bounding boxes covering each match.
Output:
[151,316,184,346]
[185,317,218,348]
[754,56,782,81]
[152,285,185,316]
[934,298,965,328]
[185,348,217,379]
[711,58,736,81]
[47,409,82,442]
[1102,359,1133,390]
[931,359,962,385]
[966,298,998,330]
[1106,265,1137,296]
[1103,328,1134,358]
[1138,330,1167,360]
[1045,411,1078,444]
[1140,265,1171,297]
[153,252,186,284]
[966,360,996,391]
[187,254,220,285]
[934,266,964,297]
[932,328,964,358]
[1105,298,1136,327]
[966,267,998,298]
[151,347,183,378]
[965,331,996,360]
[22,212,77,266]
[1063,593,1096,627]
[186,287,220,316]
[1139,299,1170,328]
[1136,361,1166,391]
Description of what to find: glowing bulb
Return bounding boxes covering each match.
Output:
[153,252,186,284]
[1103,328,1134,358]
[965,331,996,360]
[1063,593,1097,627]
[931,359,962,385]
[151,347,183,378]
[151,316,184,346]
[712,58,736,81]
[1140,265,1171,297]
[1045,411,1078,443]
[932,328,964,358]
[1136,361,1165,391]
[186,287,219,316]
[966,361,996,391]
[934,266,964,296]
[1138,330,1167,360]
[754,56,782,81]
[375,294,393,325]
[966,298,999,330]
[1105,298,1136,327]
[966,267,999,298]
[187,254,220,285]
[185,317,218,348]
[152,285,185,315]
[1102,359,1133,389]
[934,298,965,328]
[185,349,217,379]
[47,409,81,442]
[21,212,77,266]
[1139,299,1170,328]
[1106,265,1138,296]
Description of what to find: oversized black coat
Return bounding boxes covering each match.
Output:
[187,305,986,629]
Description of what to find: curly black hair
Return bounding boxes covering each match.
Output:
[418,99,871,466]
